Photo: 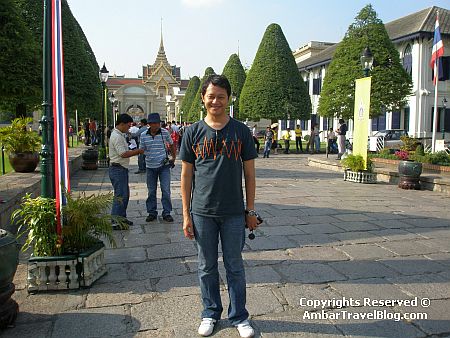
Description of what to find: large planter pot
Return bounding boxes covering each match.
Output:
[343,170,376,184]
[27,241,106,292]
[0,229,19,328]
[81,148,98,170]
[398,160,422,190]
[9,152,39,173]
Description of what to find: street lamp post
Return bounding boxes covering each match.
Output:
[109,92,117,127]
[360,47,374,77]
[180,111,183,124]
[99,63,109,158]
[230,92,237,118]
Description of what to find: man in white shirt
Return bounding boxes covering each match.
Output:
[109,114,144,226]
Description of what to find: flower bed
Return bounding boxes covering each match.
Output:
[371,158,450,173]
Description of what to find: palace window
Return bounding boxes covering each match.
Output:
[402,44,412,76]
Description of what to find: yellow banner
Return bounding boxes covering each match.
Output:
[353,77,371,169]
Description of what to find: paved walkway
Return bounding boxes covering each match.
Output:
[5,153,450,337]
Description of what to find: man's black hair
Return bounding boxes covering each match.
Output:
[116,113,133,126]
[141,118,148,125]
[201,74,231,97]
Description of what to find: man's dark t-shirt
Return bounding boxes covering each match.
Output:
[179,118,257,217]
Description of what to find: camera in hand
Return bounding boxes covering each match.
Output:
[244,210,263,240]
[162,157,175,169]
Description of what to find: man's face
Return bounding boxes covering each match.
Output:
[149,122,160,132]
[202,84,229,117]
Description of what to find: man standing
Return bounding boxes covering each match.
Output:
[108,114,144,226]
[251,124,260,153]
[337,118,348,160]
[282,127,291,154]
[294,124,303,153]
[180,75,258,338]
[140,113,176,222]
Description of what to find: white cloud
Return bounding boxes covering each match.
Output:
[181,0,224,8]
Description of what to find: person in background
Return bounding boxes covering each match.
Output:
[140,113,176,223]
[294,124,303,153]
[134,119,148,174]
[327,127,337,154]
[263,126,274,158]
[282,128,291,154]
[271,126,278,155]
[337,118,348,160]
[108,114,144,227]
[251,124,260,154]
[312,123,321,153]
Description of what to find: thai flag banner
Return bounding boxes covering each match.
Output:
[430,13,444,84]
[52,0,70,234]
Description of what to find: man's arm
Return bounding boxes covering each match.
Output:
[121,148,143,158]
[243,159,258,230]
[181,161,194,239]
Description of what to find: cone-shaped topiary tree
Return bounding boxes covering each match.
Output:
[180,76,200,120]
[188,67,215,122]
[318,4,412,120]
[239,23,311,122]
[222,54,246,119]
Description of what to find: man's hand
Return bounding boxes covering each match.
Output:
[245,214,259,231]
[183,214,195,240]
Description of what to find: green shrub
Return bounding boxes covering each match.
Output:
[415,144,425,156]
[341,154,372,172]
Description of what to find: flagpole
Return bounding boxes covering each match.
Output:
[432,59,439,153]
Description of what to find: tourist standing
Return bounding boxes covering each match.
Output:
[294,124,303,153]
[337,118,348,160]
[180,75,258,338]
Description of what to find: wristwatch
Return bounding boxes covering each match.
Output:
[245,209,257,217]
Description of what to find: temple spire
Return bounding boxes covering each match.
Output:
[159,17,164,52]
[154,17,169,67]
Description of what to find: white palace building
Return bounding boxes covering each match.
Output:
[295,6,450,147]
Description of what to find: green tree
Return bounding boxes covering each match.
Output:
[239,23,311,122]
[222,53,246,119]
[188,67,215,121]
[0,0,41,117]
[180,76,200,120]
[318,4,412,120]
[4,0,102,122]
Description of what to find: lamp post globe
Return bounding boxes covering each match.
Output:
[99,63,109,156]
[231,92,237,118]
[360,47,374,77]
[109,92,117,127]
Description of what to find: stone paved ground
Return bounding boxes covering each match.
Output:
[4,153,450,337]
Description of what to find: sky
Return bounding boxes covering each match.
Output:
[68,0,449,79]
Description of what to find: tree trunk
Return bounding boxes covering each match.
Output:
[15,103,26,118]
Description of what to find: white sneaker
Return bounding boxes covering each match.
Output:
[198,318,216,337]
[236,320,255,338]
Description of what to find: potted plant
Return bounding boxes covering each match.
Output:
[341,154,376,183]
[0,117,41,173]
[395,149,422,190]
[12,191,128,292]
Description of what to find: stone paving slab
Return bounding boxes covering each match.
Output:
[5,153,450,337]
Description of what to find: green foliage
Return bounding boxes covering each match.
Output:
[180,76,200,118]
[318,4,412,120]
[400,135,420,151]
[0,0,41,115]
[14,190,124,257]
[222,54,246,119]
[239,23,311,122]
[415,144,425,156]
[13,194,59,257]
[341,154,372,172]
[414,151,450,166]
[3,0,102,120]
[0,117,40,153]
[368,149,397,160]
[188,67,215,121]
[62,191,118,252]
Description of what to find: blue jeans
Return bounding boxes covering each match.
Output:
[263,140,272,157]
[146,165,172,216]
[138,153,146,171]
[192,213,248,325]
[314,135,320,152]
[109,165,129,218]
